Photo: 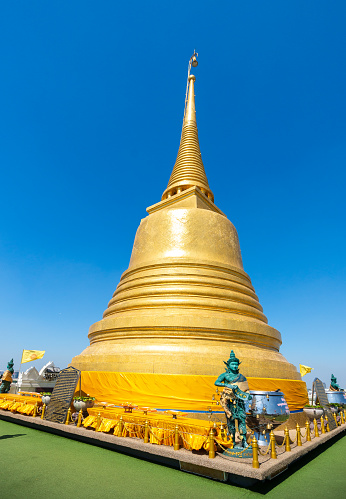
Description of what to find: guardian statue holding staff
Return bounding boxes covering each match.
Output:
[214,351,252,447]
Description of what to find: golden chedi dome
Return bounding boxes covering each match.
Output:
[71,72,300,383]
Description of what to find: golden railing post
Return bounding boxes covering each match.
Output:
[41,403,46,420]
[270,430,277,459]
[144,420,149,443]
[118,416,123,437]
[326,416,330,432]
[96,412,102,431]
[343,409,346,423]
[320,416,325,434]
[33,403,38,418]
[296,423,302,446]
[252,435,259,469]
[65,407,72,425]
[174,425,180,451]
[340,411,345,425]
[208,428,215,458]
[305,420,311,441]
[284,427,291,451]
[333,413,338,427]
[313,418,319,437]
[77,409,83,428]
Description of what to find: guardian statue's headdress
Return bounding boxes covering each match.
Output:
[224,350,241,369]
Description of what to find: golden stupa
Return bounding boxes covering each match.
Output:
[72,60,301,393]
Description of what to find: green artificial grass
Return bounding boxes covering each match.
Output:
[0,420,345,498]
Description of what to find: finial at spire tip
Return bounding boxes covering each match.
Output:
[189,74,196,81]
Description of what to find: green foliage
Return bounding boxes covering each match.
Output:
[304,404,322,408]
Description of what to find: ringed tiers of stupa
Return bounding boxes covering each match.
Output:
[71,72,301,383]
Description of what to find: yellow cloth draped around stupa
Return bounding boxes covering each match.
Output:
[78,371,308,412]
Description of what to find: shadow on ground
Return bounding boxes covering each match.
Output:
[0,433,26,440]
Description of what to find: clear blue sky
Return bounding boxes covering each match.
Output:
[1,1,345,389]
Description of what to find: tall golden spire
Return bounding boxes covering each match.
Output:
[162,72,214,202]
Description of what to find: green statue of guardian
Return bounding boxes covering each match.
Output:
[330,374,342,391]
[214,351,252,448]
[0,359,14,393]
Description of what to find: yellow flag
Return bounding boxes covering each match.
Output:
[21,350,45,364]
[300,364,313,377]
